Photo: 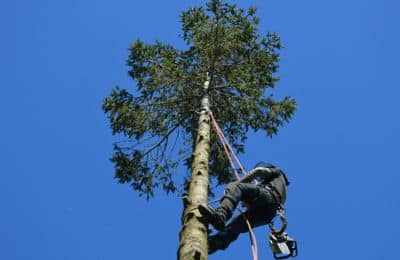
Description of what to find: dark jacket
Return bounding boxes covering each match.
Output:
[267,173,287,205]
[242,166,288,205]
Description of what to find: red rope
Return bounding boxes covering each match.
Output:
[210,111,259,260]
[210,112,247,176]
[210,113,241,180]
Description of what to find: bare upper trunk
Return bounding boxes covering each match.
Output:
[177,94,210,260]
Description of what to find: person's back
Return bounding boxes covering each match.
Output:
[252,161,289,206]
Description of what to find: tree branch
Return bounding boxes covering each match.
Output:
[142,119,185,157]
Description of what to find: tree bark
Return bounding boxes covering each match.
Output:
[178,94,210,260]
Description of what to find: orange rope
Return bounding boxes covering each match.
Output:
[210,111,259,260]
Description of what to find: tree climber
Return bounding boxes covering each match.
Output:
[199,161,290,254]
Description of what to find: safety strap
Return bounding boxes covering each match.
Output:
[269,209,287,234]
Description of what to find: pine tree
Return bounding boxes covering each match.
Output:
[102,1,296,259]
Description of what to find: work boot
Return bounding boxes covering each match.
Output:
[198,204,226,231]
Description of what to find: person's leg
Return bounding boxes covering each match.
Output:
[208,209,270,254]
[218,182,261,219]
[208,186,278,254]
[199,182,260,230]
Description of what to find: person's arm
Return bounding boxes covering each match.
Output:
[240,167,280,183]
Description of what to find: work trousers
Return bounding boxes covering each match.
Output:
[209,182,279,254]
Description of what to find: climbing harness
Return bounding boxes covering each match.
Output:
[210,110,298,259]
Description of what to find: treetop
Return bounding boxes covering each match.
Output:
[103,0,296,199]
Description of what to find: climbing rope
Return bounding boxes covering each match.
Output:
[210,110,259,260]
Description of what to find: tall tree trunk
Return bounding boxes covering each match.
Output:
[178,91,210,260]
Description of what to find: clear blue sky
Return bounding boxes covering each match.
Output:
[1,1,399,259]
